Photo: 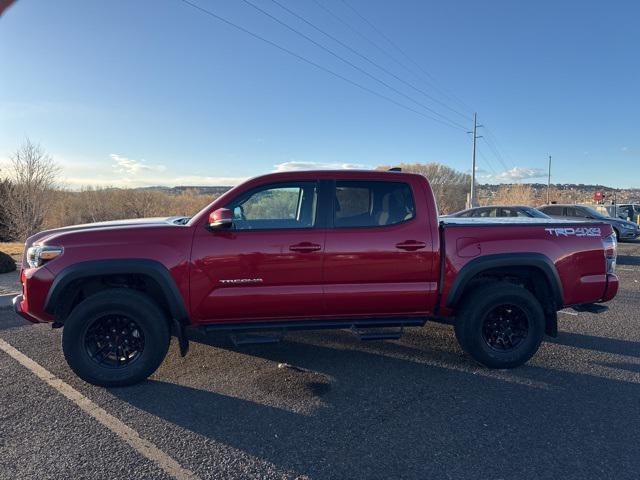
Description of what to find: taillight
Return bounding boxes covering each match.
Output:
[602,233,617,274]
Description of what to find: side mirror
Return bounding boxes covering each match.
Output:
[208,208,233,229]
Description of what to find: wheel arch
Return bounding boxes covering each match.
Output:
[44,259,190,327]
[446,253,563,337]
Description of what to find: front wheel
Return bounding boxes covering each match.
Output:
[454,282,545,369]
[62,289,170,387]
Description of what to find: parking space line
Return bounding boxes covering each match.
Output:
[0,338,200,480]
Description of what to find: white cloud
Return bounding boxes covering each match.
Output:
[621,146,628,152]
[494,167,546,181]
[274,161,369,172]
[110,154,167,175]
[62,174,246,190]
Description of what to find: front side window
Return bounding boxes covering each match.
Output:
[334,181,415,228]
[501,208,528,217]
[478,208,498,217]
[227,182,318,230]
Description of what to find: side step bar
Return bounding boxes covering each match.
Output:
[351,326,403,341]
[571,303,609,314]
[200,317,427,343]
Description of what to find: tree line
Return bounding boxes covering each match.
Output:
[1,140,578,242]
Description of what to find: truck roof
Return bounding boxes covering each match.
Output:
[245,169,421,182]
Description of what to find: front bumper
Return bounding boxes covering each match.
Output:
[13,267,55,324]
[12,294,39,323]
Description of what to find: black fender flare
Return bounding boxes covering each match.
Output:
[445,253,564,309]
[44,259,190,325]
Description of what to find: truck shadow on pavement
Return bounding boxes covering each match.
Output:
[549,331,640,358]
[110,328,640,479]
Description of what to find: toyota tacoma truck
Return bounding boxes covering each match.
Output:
[13,170,619,387]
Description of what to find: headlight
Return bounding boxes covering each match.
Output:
[620,224,634,230]
[26,245,64,268]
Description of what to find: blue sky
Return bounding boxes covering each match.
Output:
[1,0,638,188]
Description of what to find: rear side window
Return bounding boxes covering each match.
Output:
[542,206,563,215]
[334,181,415,228]
[566,207,586,218]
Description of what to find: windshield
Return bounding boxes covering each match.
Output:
[582,206,609,219]
[525,208,551,218]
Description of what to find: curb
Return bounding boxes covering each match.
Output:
[0,294,18,311]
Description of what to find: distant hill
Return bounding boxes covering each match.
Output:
[479,183,640,204]
[136,185,233,196]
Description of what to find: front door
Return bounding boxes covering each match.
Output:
[190,181,325,323]
[323,179,437,317]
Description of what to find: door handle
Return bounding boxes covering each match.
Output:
[395,241,427,251]
[289,242,322,253]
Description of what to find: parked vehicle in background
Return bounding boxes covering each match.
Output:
[609,204,640,223]
[14,170,619,387]
[444,205,551,219]
[539,204,640,241]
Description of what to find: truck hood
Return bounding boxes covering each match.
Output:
[23,216,189,261]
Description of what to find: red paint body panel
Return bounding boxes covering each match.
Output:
[322,175,438,316]
[15,170,618,327]
[438,223,615,315]
[190,227,326,323]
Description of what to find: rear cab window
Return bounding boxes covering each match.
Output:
[333,181,415,228]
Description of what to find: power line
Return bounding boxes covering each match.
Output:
[267,0,471,122]
[239,0,469,130]
[177,0,468,131]
[339,0,476,116]
[482,125,514,170]
[478,149,498,175]
[481,135,510,172]
[310,0,471,115]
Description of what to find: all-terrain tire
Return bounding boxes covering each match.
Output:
[454,282,545,369]
[62,289,170,387]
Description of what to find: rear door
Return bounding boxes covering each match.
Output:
[323,179,437,317]
[190,181,326,323]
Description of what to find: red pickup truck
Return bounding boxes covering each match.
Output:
[14,170,619,387]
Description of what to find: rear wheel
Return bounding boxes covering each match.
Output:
[62,289,170,387]
[454,282,545,369]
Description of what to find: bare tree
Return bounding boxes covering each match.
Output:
[377,162,471,214]
[2,140,61,241]
[0,177,12,241]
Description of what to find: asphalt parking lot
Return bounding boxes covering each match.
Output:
[1,243,639,480]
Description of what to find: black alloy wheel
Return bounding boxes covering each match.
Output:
[85,314,145,368]
[481,304,529,351]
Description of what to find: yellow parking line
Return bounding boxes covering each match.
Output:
[0,338,199,480]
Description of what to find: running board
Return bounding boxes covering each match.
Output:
[201,317,427,335]
[571,303,609,314]
[351,326,403,341]
[229,333,283,346]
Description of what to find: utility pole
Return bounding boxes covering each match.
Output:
[546,155,552,204]
[468,112,482,207]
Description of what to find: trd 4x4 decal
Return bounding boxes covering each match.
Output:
[545,227,601,237]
